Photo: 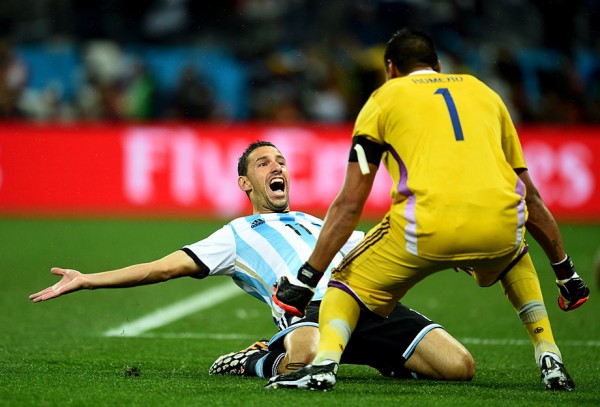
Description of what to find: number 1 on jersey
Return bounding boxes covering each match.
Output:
[435,88,464,141]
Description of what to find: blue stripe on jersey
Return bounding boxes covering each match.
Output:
[231,273,268,303]
[271,213,320,263]
[228,213,326,306]
[226,212,335,329]
[229,226,275,304]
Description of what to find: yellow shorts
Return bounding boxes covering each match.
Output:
[330,214,529,317]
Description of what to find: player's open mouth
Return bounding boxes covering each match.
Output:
[269,178,286,196]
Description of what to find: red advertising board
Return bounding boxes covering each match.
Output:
[0,122,599,221]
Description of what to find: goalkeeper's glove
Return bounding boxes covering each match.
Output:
[272,262,323,317]
[552,255,590,311]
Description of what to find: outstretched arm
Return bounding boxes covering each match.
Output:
[29,250,200,303]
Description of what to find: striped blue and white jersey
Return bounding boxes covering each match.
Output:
[183,211,364,329]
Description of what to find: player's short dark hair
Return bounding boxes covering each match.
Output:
[237,140,278,176]
[384,28,438,75]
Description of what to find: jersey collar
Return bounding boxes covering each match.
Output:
[408,69,439,76]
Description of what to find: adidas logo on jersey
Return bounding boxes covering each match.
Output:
[251,218,265,228]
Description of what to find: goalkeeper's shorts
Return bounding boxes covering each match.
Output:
[330,214,528,318]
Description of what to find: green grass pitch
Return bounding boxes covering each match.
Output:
[1,217,599,406]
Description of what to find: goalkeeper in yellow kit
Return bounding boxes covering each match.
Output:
[267,28,589,392]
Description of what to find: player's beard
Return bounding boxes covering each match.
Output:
[251,188,289,213]
[267,194,289,212]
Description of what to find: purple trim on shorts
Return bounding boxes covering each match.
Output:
[328,280,370,310]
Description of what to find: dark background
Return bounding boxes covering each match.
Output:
[0,0,598,124]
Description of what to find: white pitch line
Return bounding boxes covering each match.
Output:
[102,283,600,348]
[463,338,600,347]
[137,332,258,340]
[103,282,242,337]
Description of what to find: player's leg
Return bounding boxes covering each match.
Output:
[305,220,408,367]
[243,326,319,377]
[278,325,319,373]
[500,253,559,361]
[310,224,427,366]
[341,303,474,381]
[404,328,475,380]
[499,252,575,391]
[209,327,319,378]
[209,339,270,376]
[312,286,361,365]
[210,305,321,378]
[265,286,358,390]
[266,219,437,390]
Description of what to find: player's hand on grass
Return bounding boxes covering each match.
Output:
[29,267,86,303]
[272,262,323,317]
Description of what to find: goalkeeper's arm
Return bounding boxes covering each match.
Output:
[517,169,568,267]
[274,140,380,317]
[516,169,590,311]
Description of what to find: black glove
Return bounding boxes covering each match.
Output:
[552,255,590,311]
[272,262,323,317]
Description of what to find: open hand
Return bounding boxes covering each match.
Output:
[29,267,85,303]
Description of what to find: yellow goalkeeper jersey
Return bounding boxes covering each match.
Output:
[354,71,528,260]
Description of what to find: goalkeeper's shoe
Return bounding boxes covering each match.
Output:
[209,340,269,376]
[556,275,590,311]
[265,362,338,391]
[540,354,575,391]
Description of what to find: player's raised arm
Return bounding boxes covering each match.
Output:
[29,250,200,303]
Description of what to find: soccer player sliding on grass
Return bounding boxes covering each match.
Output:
[267,28,589,393]
[30,141,475,382]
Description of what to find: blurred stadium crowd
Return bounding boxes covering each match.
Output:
[0,0,599,124]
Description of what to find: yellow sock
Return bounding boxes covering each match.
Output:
[500,253,561,365]
[525,318,561,365]
[313,287,361,365]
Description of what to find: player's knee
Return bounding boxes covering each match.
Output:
[462,352,476,381]
[435,347,475,381]
[450,350,475,381]
[282,325,320,371]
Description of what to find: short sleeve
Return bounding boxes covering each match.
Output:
[182,226,237,277]
[353,94,384,144]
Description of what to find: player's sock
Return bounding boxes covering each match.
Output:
[312,286,360,365]
[245,350,286,378]
[500,253,561,364]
